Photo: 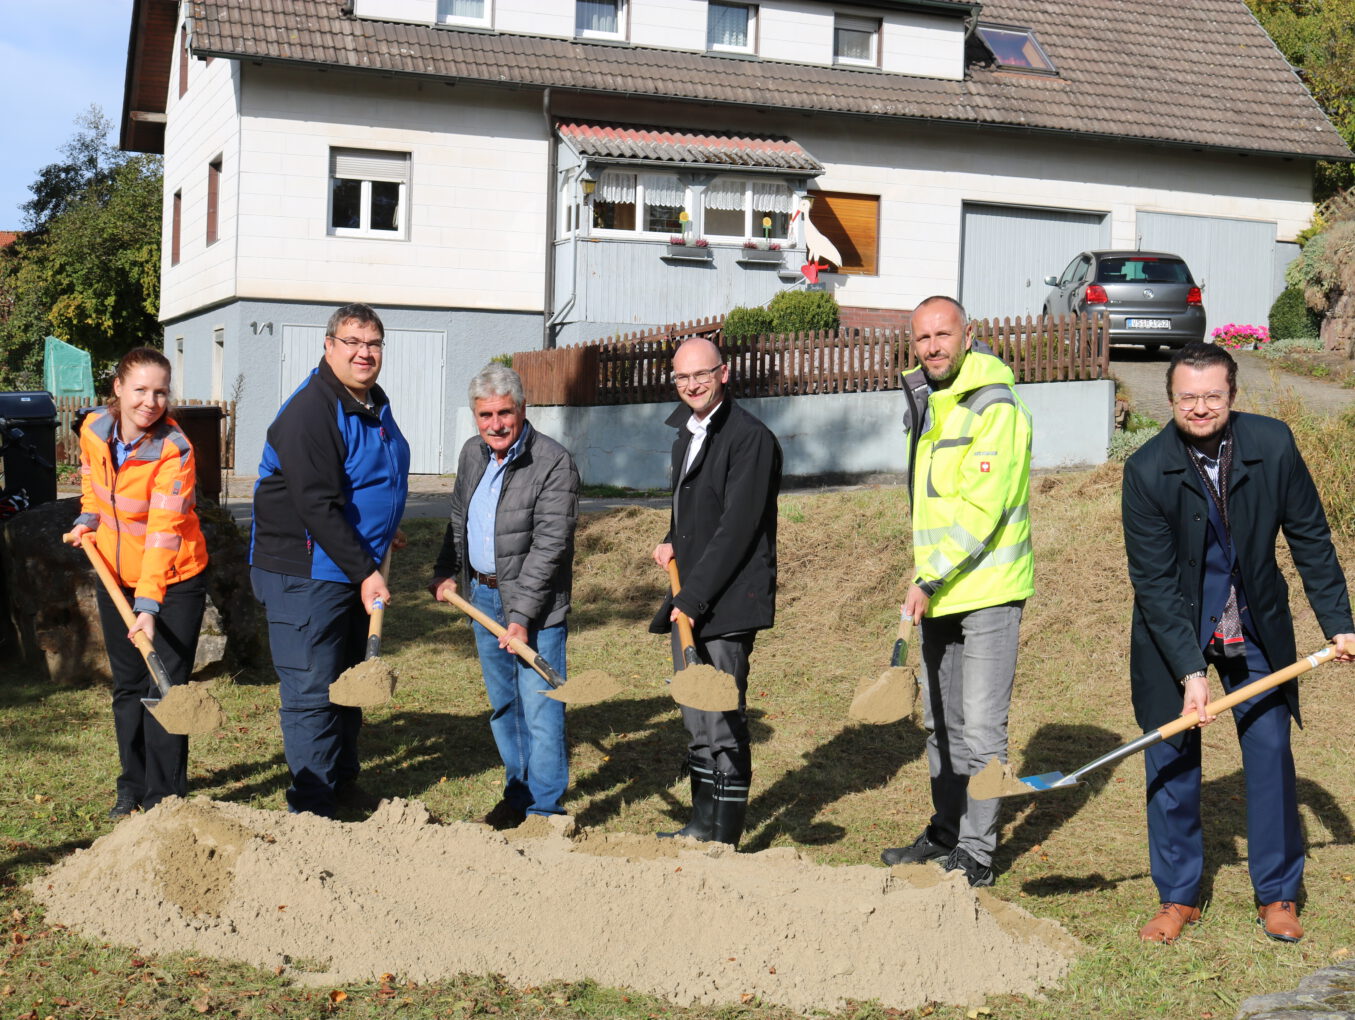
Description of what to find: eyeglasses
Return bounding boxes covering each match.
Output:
[1173,391,1229,411]
[673,365,722,388]
[328,334,385,353]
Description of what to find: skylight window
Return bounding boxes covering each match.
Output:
[974,24,1056,74]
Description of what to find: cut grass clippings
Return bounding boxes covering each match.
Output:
[4,453,1355,1019]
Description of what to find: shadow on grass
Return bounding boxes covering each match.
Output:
[566,698,774,829]
[1,836,96,887]
[742,717,928,852]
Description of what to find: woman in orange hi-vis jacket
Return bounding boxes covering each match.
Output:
[63,347,209,818]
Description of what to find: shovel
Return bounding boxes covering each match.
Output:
[71,532,225,736]
[848,611,918,724]
[329,549,397,707]
[438,587,620,705]
[971,645,1340,800]
[665,559,740,712]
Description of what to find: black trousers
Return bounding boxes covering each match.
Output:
[95,571,207,809]
[669,629,754,778]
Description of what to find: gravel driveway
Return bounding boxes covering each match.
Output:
[1109,346,1354,425]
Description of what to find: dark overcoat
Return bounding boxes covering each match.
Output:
[649,398,782,638]
[1121,410,1352,738]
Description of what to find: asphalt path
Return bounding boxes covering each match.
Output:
[1109,346,1354,425]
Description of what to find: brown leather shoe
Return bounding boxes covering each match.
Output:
[1257,900,1304,942]
[1139,902,1201,944]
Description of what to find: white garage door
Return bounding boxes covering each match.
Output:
[960,203,1110,321]
[1136,211,1278,339]
[279,324,446,474]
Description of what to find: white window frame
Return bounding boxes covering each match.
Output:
[588,172,690,238]
[576,0,626,40]
[701,178,793,241]
[437,0,492,29]
[834,14,879,67]
[328,148,410,240]
[707,2,756,54]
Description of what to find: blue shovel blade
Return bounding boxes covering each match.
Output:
[1017,771,1079,792]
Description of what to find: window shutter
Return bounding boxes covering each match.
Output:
[330,149,411,183]
[810,191,879,275]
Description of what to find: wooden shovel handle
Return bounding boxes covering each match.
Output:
[438,587,562,688]
[1155,646,1337,741]
[665,559,699,658]
[69,532,172,698]
[898,612,914,644]
[365,547,392,659]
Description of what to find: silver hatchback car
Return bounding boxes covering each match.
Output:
[1043,250,1206,352]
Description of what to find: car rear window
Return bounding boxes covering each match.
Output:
[1096,258,1191,285]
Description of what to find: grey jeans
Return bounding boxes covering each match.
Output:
[920,601,1024,866]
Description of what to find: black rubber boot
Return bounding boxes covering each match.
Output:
[710,771,750,849]
[658,759,716,840]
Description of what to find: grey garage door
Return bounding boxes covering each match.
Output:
[960,203,1110,321]
[279,324,446,474]
[1136,211,1278,340]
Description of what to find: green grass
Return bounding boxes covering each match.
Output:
[4,467,1355,1018]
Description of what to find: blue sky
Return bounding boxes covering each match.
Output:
[0,1,137,229]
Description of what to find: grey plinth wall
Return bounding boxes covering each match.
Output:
[477,379,1115,489]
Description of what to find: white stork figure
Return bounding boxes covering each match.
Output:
[790,194,843,271]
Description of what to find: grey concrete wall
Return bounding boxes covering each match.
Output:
[526,379,1115,489]
[165,299,541,475]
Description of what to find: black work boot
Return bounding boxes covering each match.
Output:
[658,759,716,840]
[880,826,953,866]
[710,771,750,849]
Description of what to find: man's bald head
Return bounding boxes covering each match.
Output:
[672,337,729,420]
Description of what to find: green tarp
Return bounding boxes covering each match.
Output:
[43,336,94,400]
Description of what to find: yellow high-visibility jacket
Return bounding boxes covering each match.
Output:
[905,350,1034,617]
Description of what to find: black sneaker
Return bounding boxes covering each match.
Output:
[335,780,381,812]
[881,828,953,866]
[943,846,995,887]
[479,799,528,830]
[108,793,140,819]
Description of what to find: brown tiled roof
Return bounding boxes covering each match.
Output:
[185,0,1351,161]
[558,122,824,172]
[0,231,20,250]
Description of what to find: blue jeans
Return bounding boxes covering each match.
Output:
[1143,636,1300,904]
[919,602,1024,867]
[469,579,569,815]
[251,567,364,817]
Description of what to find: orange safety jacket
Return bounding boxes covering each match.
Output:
[76,408,208,611]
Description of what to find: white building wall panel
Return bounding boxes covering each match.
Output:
[760,2,835,65]
[880,12,964,79]
[161,36,241,321]
[632,0,706,50]
[495,0,574,37]
[227,69,547,313]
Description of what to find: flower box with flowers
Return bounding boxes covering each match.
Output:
[1211,323,1271,350]
[737,240,784,264]
[664,236,712,260]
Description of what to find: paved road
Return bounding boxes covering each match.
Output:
[1109,346,1354,425]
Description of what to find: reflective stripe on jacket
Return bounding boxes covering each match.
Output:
[906,350,1034,617]
[76,408,209,609]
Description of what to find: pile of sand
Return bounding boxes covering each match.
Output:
[848,666,919,725]
[328,659,397,707]
[31,798,1078,1013]
[670,663,741,711]
[150,682,227,734]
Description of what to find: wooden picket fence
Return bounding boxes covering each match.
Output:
[54,397,237,469]
[515,314,1109,406]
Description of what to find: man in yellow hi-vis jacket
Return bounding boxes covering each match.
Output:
[880,295,1034,887]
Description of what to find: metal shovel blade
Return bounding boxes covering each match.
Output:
[1013,771,1079,792]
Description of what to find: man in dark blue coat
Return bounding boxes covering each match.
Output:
[1122,342,1353,945]
[651,337,781,848]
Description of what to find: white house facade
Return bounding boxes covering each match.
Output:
[121,0,1351,475]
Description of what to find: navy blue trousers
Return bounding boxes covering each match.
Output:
[251,567,364,817]
[1143,637,1302,904]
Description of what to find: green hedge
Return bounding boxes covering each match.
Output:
[768,290,840,334]
[1268,285,1321,340]
[723,306,776,338]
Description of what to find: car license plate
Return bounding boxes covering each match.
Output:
[1127,318,1170,329]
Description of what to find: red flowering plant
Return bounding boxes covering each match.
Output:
[1210,323,1271,349]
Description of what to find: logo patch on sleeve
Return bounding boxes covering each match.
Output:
[980,461,991,473]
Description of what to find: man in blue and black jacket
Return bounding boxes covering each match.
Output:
[250,302,409,817]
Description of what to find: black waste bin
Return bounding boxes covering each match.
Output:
[171,405,224,504]
[0,391,59,506]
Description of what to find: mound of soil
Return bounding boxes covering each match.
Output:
[670,663,740,711]
[541,668,621,705]
[848,666,918,724]
[150,682,227,735]
[328,658,397,707]
[32,798,1078,1013]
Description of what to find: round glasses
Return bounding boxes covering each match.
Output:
[1173,391,1229,411]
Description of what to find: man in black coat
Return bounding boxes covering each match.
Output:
[651,337,781,848]
[1122,342,1353,945]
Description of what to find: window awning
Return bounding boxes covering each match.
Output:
[557,121,824,176]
